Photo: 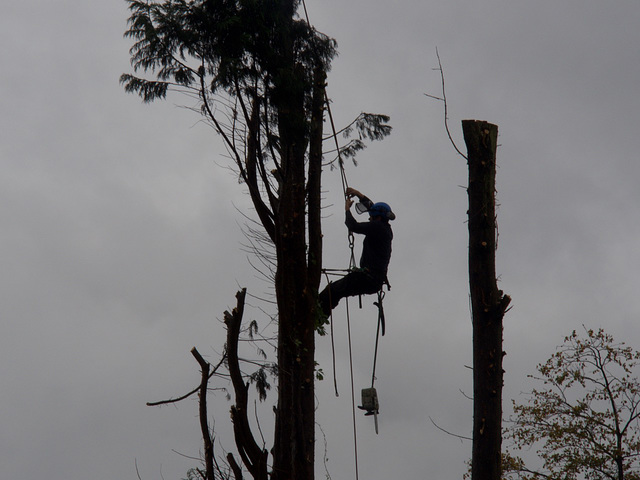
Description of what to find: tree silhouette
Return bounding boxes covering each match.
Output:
[504,328,640,480]
[463,119,511,480]
[121,1,390,478]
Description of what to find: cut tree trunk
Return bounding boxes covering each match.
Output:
[463,119,511,480]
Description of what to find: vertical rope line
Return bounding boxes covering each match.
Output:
[324,271,339,397]
[324,89,357,268]
[371,299,383,388]
[302,0,355,268]
[345,297,360,480]
[303,3,359,476]
[301,0,348,195]
[325,94,349,196]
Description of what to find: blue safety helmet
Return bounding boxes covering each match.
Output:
[368,202,396,221]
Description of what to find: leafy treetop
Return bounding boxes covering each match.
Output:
[504,328,640,480]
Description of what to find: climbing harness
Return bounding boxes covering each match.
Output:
[323,76,389,435]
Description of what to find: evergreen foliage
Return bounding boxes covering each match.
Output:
[122,0,337,99]
[121,1,391,479]
[121,0,388,241]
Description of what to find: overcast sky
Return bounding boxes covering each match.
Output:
[2,1,640,479]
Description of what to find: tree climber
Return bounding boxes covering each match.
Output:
[319,187,395,316]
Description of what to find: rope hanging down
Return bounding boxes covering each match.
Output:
[357,290,385,434]
[301,3,362,476]
[316,28,386,433]
[325,88,357,268]
[302,0,356,268]
[302,5,390,479]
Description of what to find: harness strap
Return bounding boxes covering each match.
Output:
[373,290,386,338]
[370,290,385,393]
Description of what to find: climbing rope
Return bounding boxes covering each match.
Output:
[301,2,390,476]
[371,290,385,388]
[345,296,360,480]
[324,74,358,268]
[323,269,341,398]
[302,0,356,268]
[322,267,360,480]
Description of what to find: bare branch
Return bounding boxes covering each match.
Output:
[146,354,227,407]
[228,452,244,480]
[135,458,143,480]
[171,449,203,462]
[192,346,215,480]
[425,48,468,160]
[429,416,472,441]
[225,289,269,480]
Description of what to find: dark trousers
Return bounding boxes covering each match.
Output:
[319,270,383,315]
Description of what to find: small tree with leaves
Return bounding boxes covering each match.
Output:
[504,328,640,480]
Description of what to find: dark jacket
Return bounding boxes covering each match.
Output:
[345,199,393,279]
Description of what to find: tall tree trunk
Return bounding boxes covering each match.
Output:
[272,118,315,480]
[272,151,316,480]
[463,120,511,480]
[271,4,318,477]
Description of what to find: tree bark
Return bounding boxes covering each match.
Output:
[270,5,319,477]
[225,289,268,480]
[463,119,511,480]
[191,347,215,480]
[271,131,317,480]
[122,2,334,478]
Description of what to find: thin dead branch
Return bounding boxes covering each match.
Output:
[146,354,228,407]
[425,48,468,160]
[429,416,472,441]
[192,346,215,480]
